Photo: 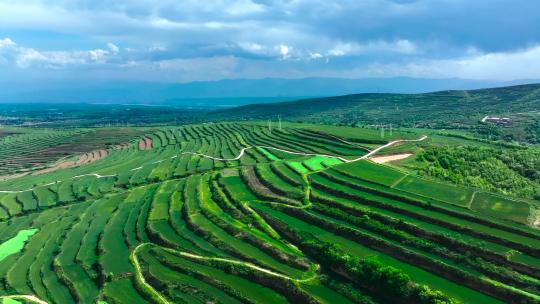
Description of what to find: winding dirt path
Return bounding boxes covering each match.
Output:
[178,136,426,164]
[72,173,116,179]
[0,294,48,304]
[131,242,318,304]
[350,136,427,162]
[131,243,172,304]
[0,181,59,194]
[0,173,114,194]
[0,135,427,194]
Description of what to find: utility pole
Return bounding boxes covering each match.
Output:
[268,120,272,132]
[278,115,282,130]
[380,125,385,139]
[390,124,393,136]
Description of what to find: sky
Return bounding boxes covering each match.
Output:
[1,0,540,84]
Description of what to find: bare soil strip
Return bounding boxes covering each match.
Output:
[370,153,413,164]
[32,149,109,176]
[112,142,131,150]
[0,172,29,182]
[138,138,146,150]
[138,137,153,150]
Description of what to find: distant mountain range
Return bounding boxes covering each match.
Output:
[0,77,538,106]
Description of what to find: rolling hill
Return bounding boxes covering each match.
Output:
[211,83,540,128]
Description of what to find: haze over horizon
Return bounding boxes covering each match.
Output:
[1,0,540,102]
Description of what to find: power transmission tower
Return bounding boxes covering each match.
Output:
[268,120,272,132]
[278,115,282,130]
[380,125,385,138]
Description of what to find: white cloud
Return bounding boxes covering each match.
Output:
[0,38,16,47]
[450,45,540,80]
[309,52,323,59]
[393,39,417,54]
[87,49,109,63]
[0,0,538,84]
[0,38,120,68]
[279,44,290,57]
[107,42,120,53]
[327,39,418,57]
[328,48,346,57]
[238,42,265,53]
[4,35,540,81]
[246,39,420,62]
[353,44,540,80]
[225,0,265,16]
[237,42,297,59]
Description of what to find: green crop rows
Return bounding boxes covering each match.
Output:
[0,122,538,304]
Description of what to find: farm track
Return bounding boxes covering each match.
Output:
[0,135,425,193]
[131,242,319,304]
[0,294,48,304]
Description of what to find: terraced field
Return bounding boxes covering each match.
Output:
[0,128,146,177]
[0,122,539,304]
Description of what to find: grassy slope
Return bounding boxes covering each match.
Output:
[210,83,540,143]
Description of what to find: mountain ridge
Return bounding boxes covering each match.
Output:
[1,77,539,104]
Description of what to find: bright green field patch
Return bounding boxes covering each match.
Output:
[322,157,343,167]
[257,147,280,161]
[287,161,310,174]
[303,157,326,171]
[2,298,22,304]
[0,228,38,261]
[289,155,344,173]
[394,175,474,207]
[303,156,343,171]
[471,192,531,224]
[335,160,406,186]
